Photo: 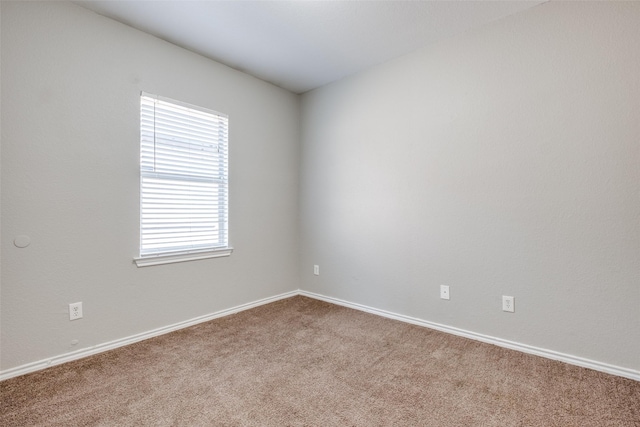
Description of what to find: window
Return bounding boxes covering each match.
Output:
[135,93,231,267]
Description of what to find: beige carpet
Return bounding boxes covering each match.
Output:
[1,296,638,426]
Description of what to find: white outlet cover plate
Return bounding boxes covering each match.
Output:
[69,302,83,320]
[502,296,515,312]
[440,285,450,300]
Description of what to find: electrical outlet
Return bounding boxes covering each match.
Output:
[502,296,515,312]
[313,265,319,276]
[440,285,450,300]
[69,302,83,320]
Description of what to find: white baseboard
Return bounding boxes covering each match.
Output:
[2,289,638,382]
[299,290,640,382]
[0,290,298,381]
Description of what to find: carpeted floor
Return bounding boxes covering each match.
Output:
[1,296,639,426]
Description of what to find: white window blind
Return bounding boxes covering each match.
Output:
[139,93,229,260]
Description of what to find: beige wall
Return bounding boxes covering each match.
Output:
[1,1,300,371]
[299,1,640,371]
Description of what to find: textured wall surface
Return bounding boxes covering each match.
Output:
[2,0,639,376]
[1,1,300,370]
[300,1,640,371]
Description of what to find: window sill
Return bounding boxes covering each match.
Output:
[134,247,233,267]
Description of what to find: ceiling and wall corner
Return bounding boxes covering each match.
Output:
[73,0,547,94]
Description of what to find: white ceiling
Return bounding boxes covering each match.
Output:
[74,1,546,94]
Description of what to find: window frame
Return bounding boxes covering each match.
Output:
[134,92,232,267]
